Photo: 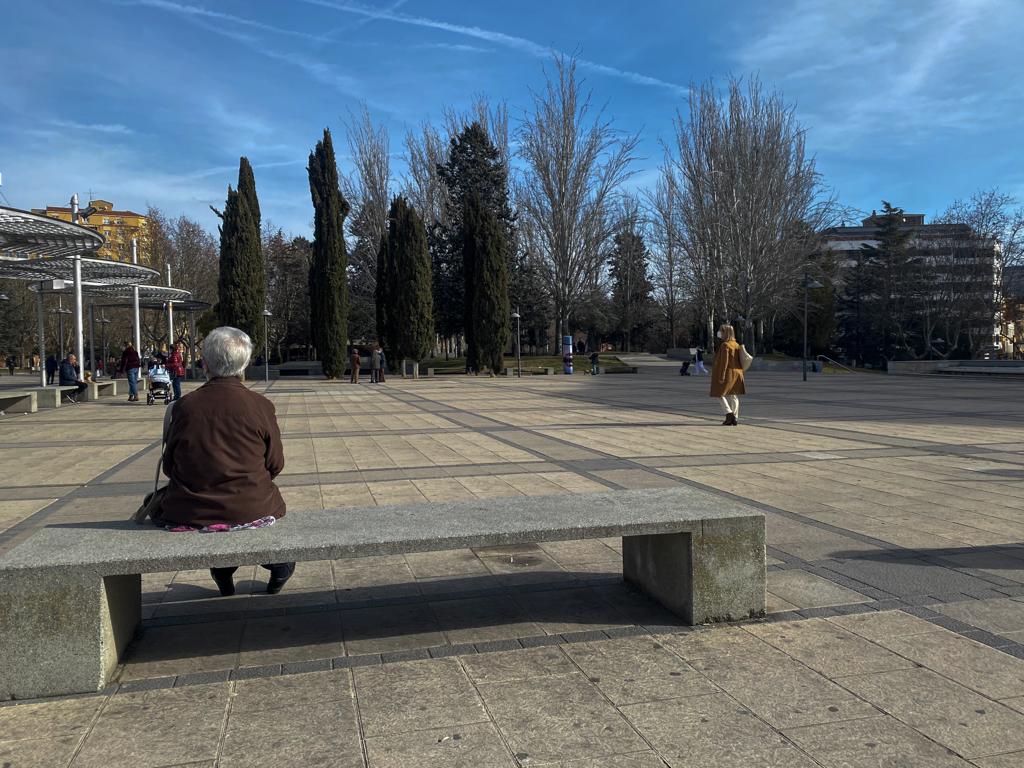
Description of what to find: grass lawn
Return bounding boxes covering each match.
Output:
[421,354,630,374]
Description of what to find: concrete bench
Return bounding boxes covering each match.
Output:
[0,487,765,699]
[35,386,80,409]
[84,380,118,401]
[0,390,37,415]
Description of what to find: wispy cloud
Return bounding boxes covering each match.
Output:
[733,0,1018,149]
[297,0,688,95]
[48,119,134,135]
[122,0,324,41]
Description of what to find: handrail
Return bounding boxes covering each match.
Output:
[815,355,859,373]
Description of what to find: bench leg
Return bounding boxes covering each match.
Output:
[0,571,140,699]
[622,518,765,624]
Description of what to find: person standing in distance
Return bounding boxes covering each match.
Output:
[709,324,745,426]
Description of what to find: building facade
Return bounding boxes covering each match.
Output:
[824,211,1000,363]
[34,199,148,262]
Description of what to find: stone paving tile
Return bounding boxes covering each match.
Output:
[0,735,82,768]
[932,597,1024,635]
[72,684,229,768]
[692,649,880,730]
[354,658,488,738]
[745,618,916,678]
[460,646,576,684]
[838,667,1024,758]
[120,620,243,680]
[542,753,668,768]
[621,692,820,767]
[364,721,514,768]
[230,668,353,713]
[236,611,345,667]
[405,549,490,578]
[511,586,633,635]
[0,696,101,741]
[826,609,940,641]
[429,595,544,644]
[562,636,718,705]
[478,672,647,765]
[782,714,974,767]
[767,569,872,609]
[341,602,445,654]
[972,751,1024,767]
[220,700,363,768]
[874,628,1024,700]
[656,626,766,661]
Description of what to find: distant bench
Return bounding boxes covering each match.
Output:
[0,390,37,415]
[0,487,765,699]
[84,379,118,401]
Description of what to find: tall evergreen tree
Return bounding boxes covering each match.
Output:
[609,219,654,353]
[387,196,434,362]
[216,157,266,349]
[861,201,917,362]
[435,122,513,358]
[307,129,351,378]
[374,230,390,347]
[463,194,510,373]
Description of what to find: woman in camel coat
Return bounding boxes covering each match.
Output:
[709,323,745,426]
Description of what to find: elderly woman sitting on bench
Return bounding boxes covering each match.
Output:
[157,326,295,595]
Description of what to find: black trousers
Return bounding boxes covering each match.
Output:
[211,563,294,580]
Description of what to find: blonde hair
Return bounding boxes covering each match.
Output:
[718,324,736,342]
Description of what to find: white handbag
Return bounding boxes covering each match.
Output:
[739,345,754,372]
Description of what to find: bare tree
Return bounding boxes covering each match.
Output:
[646,169,686,348]
[345,105,391,340]
[665,77,832,350]
[516,55,639,341]
[402,122,447,228]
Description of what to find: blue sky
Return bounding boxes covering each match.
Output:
[2,0,1022,236]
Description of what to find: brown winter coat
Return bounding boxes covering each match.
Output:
[709,340,746,397]
[160,376,286,527]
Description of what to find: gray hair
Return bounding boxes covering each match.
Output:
[203,327,252,378]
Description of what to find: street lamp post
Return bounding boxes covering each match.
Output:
[98,316,111,376]
[262,310,272,383]
[51,302,72,360]
[511,310,522,377]
[802,273,824,382]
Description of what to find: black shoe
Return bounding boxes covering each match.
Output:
[266,562,295,594]
[210,567,237,597]
[722,412,737,426]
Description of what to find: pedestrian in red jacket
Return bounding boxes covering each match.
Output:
[167,342,186,401]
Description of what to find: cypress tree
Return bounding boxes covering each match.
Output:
[216,157,266,349]
[388,196,434,362]
[435,122,512,363]
[375,229,390,347]
[307,129,351,378]
[463,194,510,373]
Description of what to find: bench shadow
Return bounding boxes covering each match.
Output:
[124,570,684,673]
[827,543,1024,571]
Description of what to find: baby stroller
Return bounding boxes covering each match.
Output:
[147,361,172,406]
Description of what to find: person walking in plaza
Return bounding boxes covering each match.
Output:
[157,326,295,596]
[45,354,58,385]
[694,346,709,375]
[166,341,186,401]
[370,345,381,383]
[349,346,361,384]
[59,353,88,403]
[377,346,387,383]
[118,341,141,402]
[4,354,15,376]
[710,324,745,426]
[589,350,600,375]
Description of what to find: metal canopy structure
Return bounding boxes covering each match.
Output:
[0,205,162,387]
[2,256,157,285]
[30,282,188,301]
[0,206,104,258]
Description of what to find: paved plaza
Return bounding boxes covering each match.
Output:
[2,367,1024,766]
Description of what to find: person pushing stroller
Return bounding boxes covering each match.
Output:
[147,355,172,406]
